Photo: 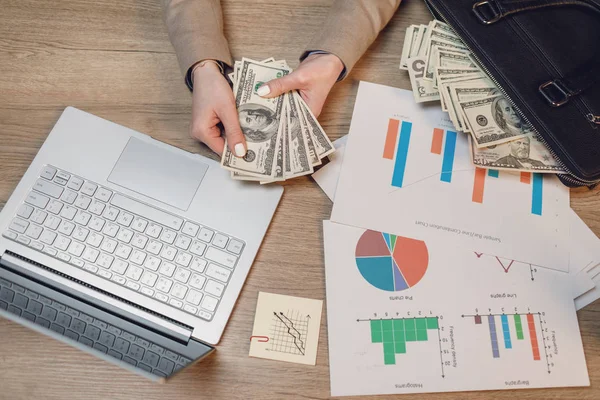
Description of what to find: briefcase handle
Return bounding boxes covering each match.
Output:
[472,0,600,25]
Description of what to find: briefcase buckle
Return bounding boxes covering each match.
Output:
[539,80,570,107]
[472,0,502,25]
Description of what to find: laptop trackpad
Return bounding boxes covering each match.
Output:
[108,137,208,211]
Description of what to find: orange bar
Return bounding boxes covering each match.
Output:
[383,119,400,160]
[527,314,541,361]
[430,128,444,154]
[472,167,487,203]
[520,172,532,184]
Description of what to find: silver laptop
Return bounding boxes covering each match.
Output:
[0,107,283,380]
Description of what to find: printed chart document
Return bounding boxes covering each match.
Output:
[331,82,570,272]
[323,221,589,397]
[312,135,348,201]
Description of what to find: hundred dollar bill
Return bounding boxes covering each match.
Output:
[407,56,440,103]
[285,93,313,177]
[448,83,499,131]
[460,94,530,148]
[400,25,415,70]
[293,92,320,166]
[435,50,478,82]
[430,19,455,36]
[295,95,335,158]
[412,25,426,57]
[470,134,565,173]
[424,39,468,80]
[221,58,290,178]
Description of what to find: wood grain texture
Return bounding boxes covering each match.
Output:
[0,0,598,399]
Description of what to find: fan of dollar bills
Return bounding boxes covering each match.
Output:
[221,57,335,183]
[400,20,564,174]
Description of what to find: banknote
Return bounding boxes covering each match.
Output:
[407,56,440,103]
[399,25,415,70]
[448,83,499,131]
[424,39,469,80]
[296,94,335,158]
[293,92,321,166]
[286,93,314,178]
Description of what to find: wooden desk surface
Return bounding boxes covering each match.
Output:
[1,1,598,399]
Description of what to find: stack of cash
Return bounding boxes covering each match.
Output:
[400,20,564,174]
[221,57,335,183]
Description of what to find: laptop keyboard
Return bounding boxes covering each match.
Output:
[2,165,245,322]
[0,276,190,376]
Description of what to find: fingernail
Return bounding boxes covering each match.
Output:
[256,85,270,97]
[235,143,247,157]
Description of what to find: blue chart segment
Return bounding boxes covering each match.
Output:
[532,173,543,215]
[488,315,500,358]
[440,130,458,183]
[391,121,412,188]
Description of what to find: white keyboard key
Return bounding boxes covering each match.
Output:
[111,259,129,275]
[57,252,71,262]
[147,240,162,255]
[31,209,47,225]
[74,211,92,226]
[25,224,43,240]
[56,171,70,182]
[100,238,117,254]
[17,204,34,219]
[74,195,92,210]
[145,223,162,239]
[117,228,134,243]
[126,281,141,291]
[174,267,191,283]
[115,244,132,259]
[97,269,112,279]
[53,176,68,186]
[159,262,176,277]
[40,230,57,245]
[154,293,168,302]
[16,235,31,245]
[46,200,63,215]
[206,263,231,283]
[82,248,99,263]
[83,264,98,274]
[160,229,177,245]
[42,247,58,256]
[171,283,188,299]
[201,296,218,312]
[95,187,113,202]
[70,258,85,268]
[103,206,119,221]
[86,232,103,248]
[44,215,61,230]
[41,166,57,180]
[97,254,114,269]
[89,200,105,215]
[198,310,212,321]
[54,235,71,251]
[182,221,200,237]
[156,277,173,293]
[190,241,207,256]
[9,218,29,234]
[67,176,84,191]
[116,212,134,227]
[67,241,85,257]
[60,205,77,220]
[33,178,64,199]
[169,299,183,309]
[141,271,158,287]
[140,287,154,297]
[25,191,50,209]
[81,182,98,197]
[186,290,203,306]
[205,247,238,269]
[174,235,192,250]
[175,252,192,267]
[3,231,18,240]
[126,265,143,281]
[60,190,78,205]
[111,275,126,285]
[212,233,228,249]
[30,241,44,251]
[131,217,148,233]
[189,274,206,290]
[103,222,119,238]
[144,256,161,271]
[130,250,146,266]
[161,246,177,261]
[205,280,225,298]
[198,228,214,243]
[111,194,183,231]
[183,305,198,314]
[131,234,148,249]
[89,216,105,232]
[190,257,207,273]
[58,220,75,236]
[73,226,90,242]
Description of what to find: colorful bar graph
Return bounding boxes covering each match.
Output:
[527,314,541,360]
[474,315,482,324]
[488,169,499,178]
[430,128,444,155]
[520,172,531,184]
[514,314,524,340]
[488,315,500,358]
[532,173,543,216]
[383,119,400,160]
[472,167,487,203]
[501,315,512,349]
[440,130,457,183]
[391,121,413,188]
[371,319,383,343]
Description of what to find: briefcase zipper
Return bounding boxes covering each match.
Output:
[424,1,600,186]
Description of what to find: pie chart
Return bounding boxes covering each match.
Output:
[355,230,428,291]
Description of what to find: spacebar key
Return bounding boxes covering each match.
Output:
[111,194,183,231]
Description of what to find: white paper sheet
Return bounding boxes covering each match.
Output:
[311,135,348,201]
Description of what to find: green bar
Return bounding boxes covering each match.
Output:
[382,319,393,332]
[416,329,428,341]
[415,318,427,330]
[370,320,383,343]
[395,341,407,354]
[393,319,404,331]
[383,329,394,342]
[394,326,405,343]
[405,319,416,341]
[426,317,439,329]
[383,341,396,365]
[514,314,524,340]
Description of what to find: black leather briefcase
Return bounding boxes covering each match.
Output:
[424,0,600,187]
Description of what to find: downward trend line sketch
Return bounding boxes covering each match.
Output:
[270,310,310,356]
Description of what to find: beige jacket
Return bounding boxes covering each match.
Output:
[162,0,402,84]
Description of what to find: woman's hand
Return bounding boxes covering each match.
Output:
[190,61,247,157]
[257,53,344,117]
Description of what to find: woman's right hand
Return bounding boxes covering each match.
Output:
[190,61,247,158]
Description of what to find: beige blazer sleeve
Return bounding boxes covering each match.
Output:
[162,0,232,84]
[302,0,402,77]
